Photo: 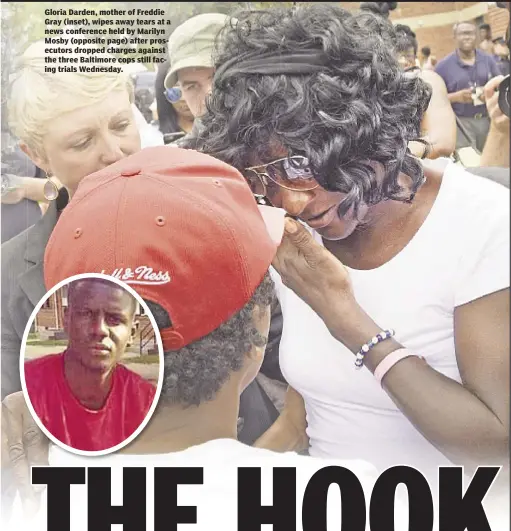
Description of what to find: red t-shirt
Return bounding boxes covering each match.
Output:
[24,353,156,452]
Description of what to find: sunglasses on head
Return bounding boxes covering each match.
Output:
[243,156,319,201]
[164,87,182,104]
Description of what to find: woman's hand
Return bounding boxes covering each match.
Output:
[1,176,63,205]
[1,175,25,204]
[1,187,26,204]
[272,218,355,319]
[270,218,392,354]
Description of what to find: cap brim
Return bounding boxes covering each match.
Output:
[164,54,215,89]
[258,205,286,246]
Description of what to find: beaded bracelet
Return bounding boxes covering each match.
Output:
[354,329,395,369]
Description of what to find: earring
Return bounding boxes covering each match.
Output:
[43,171,59,201]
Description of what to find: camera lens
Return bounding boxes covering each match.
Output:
[498,75,510,118]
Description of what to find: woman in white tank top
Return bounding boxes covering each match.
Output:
[196,4,509,492]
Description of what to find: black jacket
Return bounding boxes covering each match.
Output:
[1,189,69,399]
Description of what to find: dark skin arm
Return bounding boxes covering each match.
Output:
[271,218,509,470]
[253,386,309,452]
[408,70,456,159]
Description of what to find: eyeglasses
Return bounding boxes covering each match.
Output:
[243,156,319,200]
[164,87,182,104]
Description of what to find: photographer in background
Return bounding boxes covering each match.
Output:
[435,21,501,153]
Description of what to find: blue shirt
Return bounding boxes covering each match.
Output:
[435,49,501,117]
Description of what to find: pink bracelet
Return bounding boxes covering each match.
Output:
[374,348,418,385]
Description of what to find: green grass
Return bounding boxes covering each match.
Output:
[125,354,159,364]
[26,339,68,346]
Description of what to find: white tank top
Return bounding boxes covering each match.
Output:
[274,162,509,479]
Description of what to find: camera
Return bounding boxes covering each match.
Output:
[498,75,510,118]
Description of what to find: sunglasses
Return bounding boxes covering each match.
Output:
[244,156,319,200]
[164,87,182,104]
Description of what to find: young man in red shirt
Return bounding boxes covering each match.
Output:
[24,278,156,452]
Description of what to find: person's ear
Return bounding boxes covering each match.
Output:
[239,346,265,394]
[246,342,265,364]
[246,305,271,366]
[19,143,49,174]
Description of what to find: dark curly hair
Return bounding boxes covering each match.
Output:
[421,46,431,58]
[194,4,432,217]
[394,24,418,56]
[146,272,275,408]
[360,2,398,18]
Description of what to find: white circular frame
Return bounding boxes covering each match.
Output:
[20,272,164,457]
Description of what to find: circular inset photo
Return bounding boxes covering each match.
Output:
[20,273,163,456]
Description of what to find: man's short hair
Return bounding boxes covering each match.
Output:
[479,23,491,32]
[421,46,431,57]
[453,21,475,35]
[147,272,275,407]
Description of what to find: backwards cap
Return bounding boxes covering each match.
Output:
[44,146,285,351]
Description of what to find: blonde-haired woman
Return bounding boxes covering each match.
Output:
[1,40,142,400]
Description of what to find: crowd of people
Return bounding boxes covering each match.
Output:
[1,2,509,529]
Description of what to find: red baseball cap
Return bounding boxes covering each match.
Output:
[44,146,285,351]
